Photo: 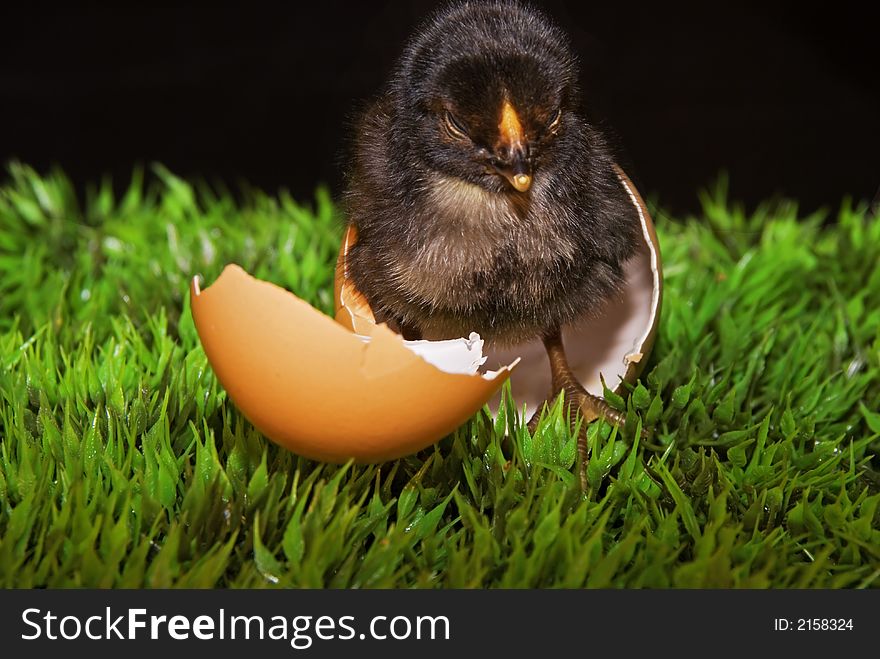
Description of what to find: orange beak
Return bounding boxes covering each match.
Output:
[496,100,532,192]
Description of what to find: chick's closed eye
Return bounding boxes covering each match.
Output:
[443,110,469,140]
[546,108,562,133]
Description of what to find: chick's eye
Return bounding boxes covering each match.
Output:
[547,108,562,133]
[443,111,469,139]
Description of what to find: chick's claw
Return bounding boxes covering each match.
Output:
[526,382,627,491]
[526,328,640,490]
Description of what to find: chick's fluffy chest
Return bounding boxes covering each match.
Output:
[373,174,580,339]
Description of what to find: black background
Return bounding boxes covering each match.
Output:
[1,1,877,216]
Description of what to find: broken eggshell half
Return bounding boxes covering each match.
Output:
[189,267,517,464]
[336,167,662,420]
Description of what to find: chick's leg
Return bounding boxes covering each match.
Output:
[527,328,625,489]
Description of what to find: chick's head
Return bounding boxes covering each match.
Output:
[391,2,580,195]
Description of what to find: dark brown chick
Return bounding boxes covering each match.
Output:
[343,1,643,482]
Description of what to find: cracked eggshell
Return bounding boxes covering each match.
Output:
[335,167,662,421]
[190,265,516,464]
[191,166,658,463]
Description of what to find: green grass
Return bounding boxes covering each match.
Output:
[0,160,878,588]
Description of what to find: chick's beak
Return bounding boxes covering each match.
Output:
[498,151,532,192]
[512,172,532,192]
[496,100,532,192]
[494,157,532,192]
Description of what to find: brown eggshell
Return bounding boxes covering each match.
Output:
[334,223,376,334]
[190,266,515,463]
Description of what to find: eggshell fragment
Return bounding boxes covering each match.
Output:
[190,265,515,463]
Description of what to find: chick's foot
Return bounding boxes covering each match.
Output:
[526,328,628,491]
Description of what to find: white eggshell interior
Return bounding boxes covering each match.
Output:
[354,331,515,380]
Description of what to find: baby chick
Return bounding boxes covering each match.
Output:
[343,1,643,483]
